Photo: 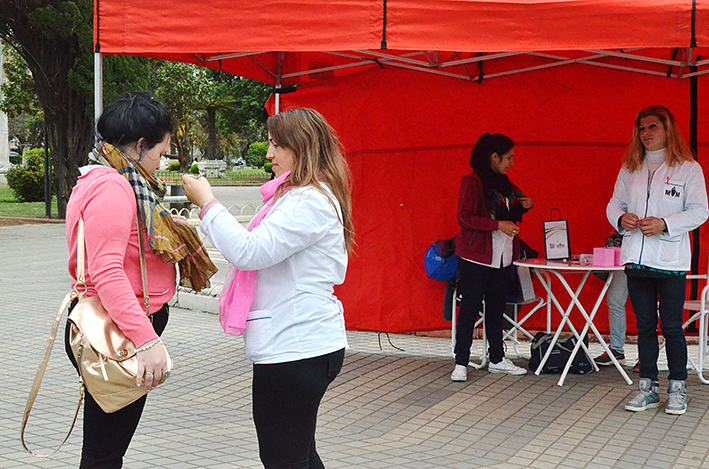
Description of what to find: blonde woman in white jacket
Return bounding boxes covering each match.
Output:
[607,105,708,415]
[183,108,354,469]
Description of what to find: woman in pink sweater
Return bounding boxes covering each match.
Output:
[64,92,214,467]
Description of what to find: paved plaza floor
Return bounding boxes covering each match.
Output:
[2,223,709,469]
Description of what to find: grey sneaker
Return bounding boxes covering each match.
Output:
[625,378,660,412]
[665,380,687,415]
[594,348,626,366]
[488,357,527,375]
[451,364,467,382]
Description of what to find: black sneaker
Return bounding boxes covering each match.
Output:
[594,348,626,366]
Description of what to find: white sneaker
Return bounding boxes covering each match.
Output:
[488,357,527,375]
[451,364,467,381]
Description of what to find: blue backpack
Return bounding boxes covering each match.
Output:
[424,238,458,282]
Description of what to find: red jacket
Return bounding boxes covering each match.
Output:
[455,171,522,265]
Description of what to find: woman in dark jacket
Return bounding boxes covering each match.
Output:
[452,132,533,381]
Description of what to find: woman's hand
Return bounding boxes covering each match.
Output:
[136,340,168,391]
[182,174,216,208]
[498,220,519,237]
[518,196,534,210]
[639,216,666,237]
[620,212,640,231]
[171,214,189,226]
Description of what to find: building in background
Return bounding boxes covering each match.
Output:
[0,41,10,174]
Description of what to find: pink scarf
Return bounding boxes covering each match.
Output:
[218,171,291,335]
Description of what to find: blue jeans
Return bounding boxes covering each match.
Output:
[627,274,687,381]
[607,271,629,354]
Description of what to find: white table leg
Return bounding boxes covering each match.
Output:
[532,270,586,375]
[556,271,632,386]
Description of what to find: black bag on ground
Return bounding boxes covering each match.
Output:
[528,332,592,374]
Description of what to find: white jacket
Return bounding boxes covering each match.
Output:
[607,159,709,271]
[200,185,349,364]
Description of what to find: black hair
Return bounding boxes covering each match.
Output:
[96,92,173,149]
[469,132,515,174]
[469,132,516,213]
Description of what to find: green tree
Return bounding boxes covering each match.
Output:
[152,61,203,171]
[2,46,45,152]
[203,95,238,160]
[246,141,268,168]
[6,149,47,202]
[152,62,270,169]
[0,1,150,217]
[215,74,270,158]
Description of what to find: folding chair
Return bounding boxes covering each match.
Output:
[683,268,709,384]
[450,271,551,368]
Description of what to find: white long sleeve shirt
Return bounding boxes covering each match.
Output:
[200,184,348,364]
[607,158,709,271]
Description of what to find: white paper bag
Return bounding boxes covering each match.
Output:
[517,266,535,301]
[543,209,570,260]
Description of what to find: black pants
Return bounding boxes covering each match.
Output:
[64,300,169,469]
[252,348,345,469]
[627,274,688,381]
[454,257,511,365]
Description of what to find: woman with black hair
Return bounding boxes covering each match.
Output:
[451,132,533,381]
[64,92,215,467]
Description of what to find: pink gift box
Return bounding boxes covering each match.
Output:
[610,247,622,266]
[593,247,615,267]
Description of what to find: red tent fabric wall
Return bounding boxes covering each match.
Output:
[271,64,709,334]
[93,0,709,333]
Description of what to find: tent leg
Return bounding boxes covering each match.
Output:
[275,87,280,115]
[94,52,103,126]
[274,52,283,114]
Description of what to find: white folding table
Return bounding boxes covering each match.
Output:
[514,258,632,386]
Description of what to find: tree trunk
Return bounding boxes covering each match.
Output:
[178,122,192,172]
[206,107,218,160]
[45,108,92,218]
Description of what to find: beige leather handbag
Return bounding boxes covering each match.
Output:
[68,215,172,413]
[21,213,172,456]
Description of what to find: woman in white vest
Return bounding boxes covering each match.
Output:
[607,105,708,415]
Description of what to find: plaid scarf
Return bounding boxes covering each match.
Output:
[89,142,217,292]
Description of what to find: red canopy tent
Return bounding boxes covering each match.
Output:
[94,0,709,333]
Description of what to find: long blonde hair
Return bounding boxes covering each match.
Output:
[267,108,355,252]
[624,105,694,172]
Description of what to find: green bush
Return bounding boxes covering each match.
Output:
[263,162,273,174]
[167,161,181,171]
[246,141,269,168]
[190,163,199,175]
[6,149,48,202]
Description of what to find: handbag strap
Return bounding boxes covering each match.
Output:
[21,210,150,457]
[136,209,150,315]
[20,290,83,458]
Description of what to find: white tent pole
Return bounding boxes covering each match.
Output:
[275,87,280,115]
[275,52,283,115]
[94,52,103,127]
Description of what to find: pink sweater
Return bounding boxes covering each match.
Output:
[66,167,176,347]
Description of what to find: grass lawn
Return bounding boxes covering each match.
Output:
[0,184,60,219]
